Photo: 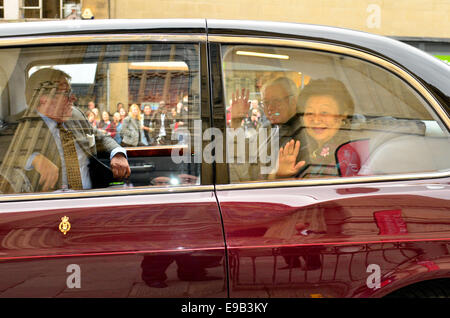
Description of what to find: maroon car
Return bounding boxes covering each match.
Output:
[0,19,449,298]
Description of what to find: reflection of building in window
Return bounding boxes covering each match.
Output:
[0,92,55,193]
[83,44,195,113]
[128,69,190,105]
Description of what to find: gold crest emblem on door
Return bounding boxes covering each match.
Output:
[59,216,71,235]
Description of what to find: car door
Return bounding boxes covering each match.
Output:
[209,30,450,298]
[0,22,227,297]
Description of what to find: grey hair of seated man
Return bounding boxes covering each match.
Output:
[261,76,298,99]
[25,68,72,106]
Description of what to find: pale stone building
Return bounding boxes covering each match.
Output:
[1,0,449,61]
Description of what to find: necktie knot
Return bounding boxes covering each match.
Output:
[58,122,71,136]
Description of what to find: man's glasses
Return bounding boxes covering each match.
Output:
[36,88,73,99]
[37,81,73,98]
[260,95,293,109]
[53,89,73,98]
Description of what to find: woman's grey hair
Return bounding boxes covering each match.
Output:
[297,77,355,117]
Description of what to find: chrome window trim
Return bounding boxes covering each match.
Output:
[216,171,450,191]
[0,34,207,46]
[210,35,450,190]
[0,33,208,202]
[125,144,188,151]
[0,185,215,202]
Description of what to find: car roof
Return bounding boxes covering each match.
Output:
[0,18,447,107]
[0,19,207,37]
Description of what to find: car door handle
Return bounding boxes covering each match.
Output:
[130,164,155,172]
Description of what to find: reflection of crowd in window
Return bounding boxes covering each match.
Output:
[84,97,191,147]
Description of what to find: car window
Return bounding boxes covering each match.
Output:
[0,43,202,194]
[221,45,450,183]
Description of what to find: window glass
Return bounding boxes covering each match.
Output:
[222,45,450,183]
[0,43,201,194]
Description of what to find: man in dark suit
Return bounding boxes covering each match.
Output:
[150,101,175,145]
[0,68,130,193]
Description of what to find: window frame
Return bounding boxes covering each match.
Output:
[20,0,42,19]
[0,33,214,202]
[209,35,450,189]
